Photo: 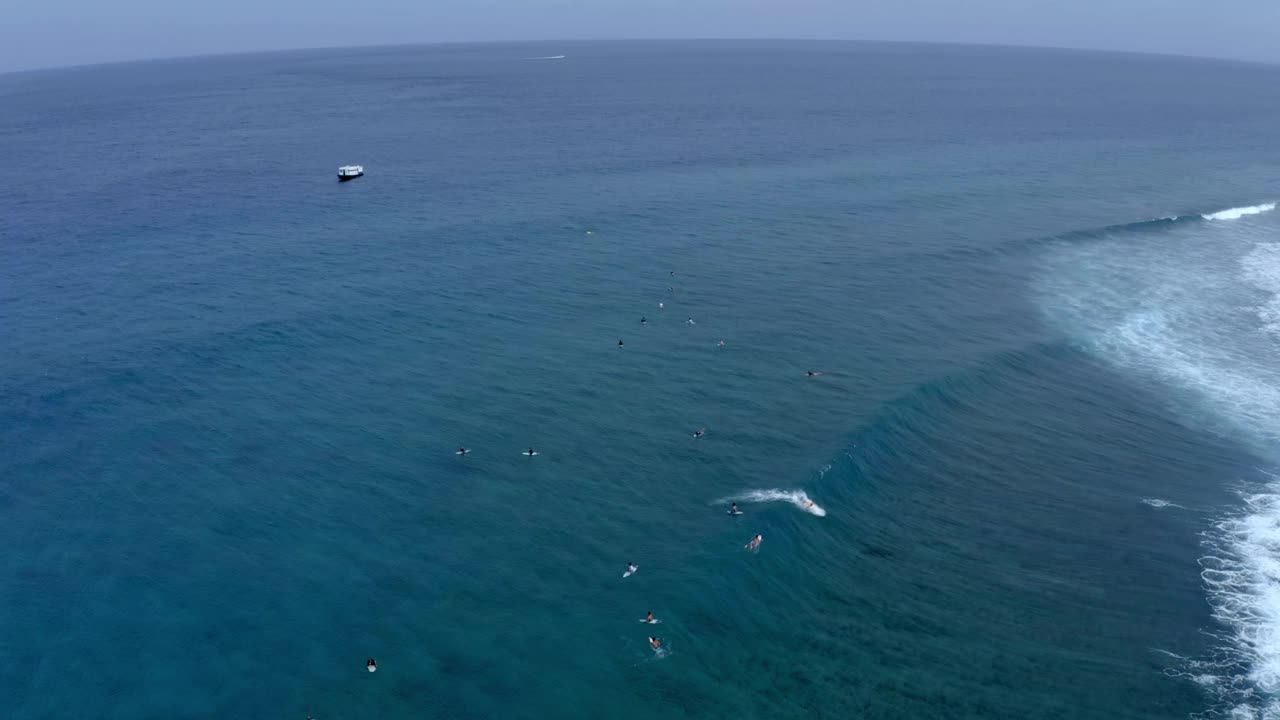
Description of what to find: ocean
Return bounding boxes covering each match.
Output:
[2,40,1279,719]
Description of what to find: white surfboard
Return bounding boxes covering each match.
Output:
[638,618,662,624]
[623,567,638,578]
[523,451,540,456]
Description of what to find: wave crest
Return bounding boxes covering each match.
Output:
[1202,203,1276,221]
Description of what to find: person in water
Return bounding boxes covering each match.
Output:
[649,636,662,649]
[627,562,638,575]
[729,502,739,514]
[806,370,824,377]
[646,610,655,623]
[527,447,536,456]
[640,316,647,325]
[367,658,377,672]
[693,428,705,438]
[746,534,763,550]
[687,317,695,325]
[458,446,468,456]
[618,339,624,347]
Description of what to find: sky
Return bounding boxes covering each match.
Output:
[3,0,1279,73]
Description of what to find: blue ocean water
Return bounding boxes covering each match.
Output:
[3,40,1280,719]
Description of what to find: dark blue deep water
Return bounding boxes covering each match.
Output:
[3,40,1280,719]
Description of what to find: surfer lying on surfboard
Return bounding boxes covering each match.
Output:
[649,637,662,650]
[745,534,763,551]
[623,562,638,578]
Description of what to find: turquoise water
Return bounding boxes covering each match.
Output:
[3,41,1280,718]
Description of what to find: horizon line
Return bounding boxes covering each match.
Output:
[3,36,1276,78]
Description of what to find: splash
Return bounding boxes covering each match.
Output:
[1142,498,1183,509]
[717,489,826,516]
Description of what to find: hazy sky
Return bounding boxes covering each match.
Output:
[4,0,1278,73]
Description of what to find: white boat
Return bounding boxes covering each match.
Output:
[338,165,364,181]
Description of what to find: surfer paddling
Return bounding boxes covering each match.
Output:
[745,534,763,551]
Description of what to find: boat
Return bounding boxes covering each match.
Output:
[338,165,364,181]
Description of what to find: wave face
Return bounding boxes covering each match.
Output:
[1037,201,1280,718]
[1203,203,1277,221]
[717,489,826,516]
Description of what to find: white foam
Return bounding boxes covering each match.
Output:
[1203,203,1276,221]
[718,489,826,516]
[1203,491,1280,704]
[1036,207,1280,716]
[1242,243,1280,337]
[526,55,566,60]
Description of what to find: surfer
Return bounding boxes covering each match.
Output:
[745,534,763,551]
[693,428,705,438]
[618,339,624,347]
[805,500,816,510]
[728,502,740,515]
[649,637,662,650]
[367,658,377,673]
[646,610,655,623]
[640,316,647,325]
[627,562,638,575]
[457,446,469,456]
[806,370,824,377]
[686,317,695,325]
[718,339,726,348]
[526,447,536,456]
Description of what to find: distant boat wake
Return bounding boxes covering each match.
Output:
[525,55,566,60]
[716,489,826,516]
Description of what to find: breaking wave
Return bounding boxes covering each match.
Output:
[1203,203,1277,221]
[1036,198,1280,718]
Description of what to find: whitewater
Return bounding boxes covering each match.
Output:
[1038,201,1280,719]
